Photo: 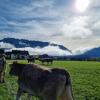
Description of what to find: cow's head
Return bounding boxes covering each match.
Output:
[9,61,23,76]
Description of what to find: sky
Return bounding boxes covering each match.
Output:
[0,0,100,51]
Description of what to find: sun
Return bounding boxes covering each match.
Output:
[75,0,90,12]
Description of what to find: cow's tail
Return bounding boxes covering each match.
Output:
[51,68,74,100]
[60,77,74,100]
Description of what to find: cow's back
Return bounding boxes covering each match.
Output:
[18,64,51,94]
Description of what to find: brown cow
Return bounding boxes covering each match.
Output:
[0,55,6,83]
[9,62,74,100]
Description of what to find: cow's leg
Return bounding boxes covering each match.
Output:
[27,94,39,100]
[42,94,57,100]
[0,73,2,83]
[16,88,23,100]
[0,72,5,83]
[43,96,57,100]
[1,75,4,83]
[2,72,5,83]
[39,97,43,100]
[27,94,32,100]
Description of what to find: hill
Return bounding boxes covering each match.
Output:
[0,38,72,56]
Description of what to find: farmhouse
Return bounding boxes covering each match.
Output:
[11,50,29,60]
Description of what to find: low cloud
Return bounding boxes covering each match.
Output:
[0,42,15,48]
[73,46,98,55]
[12,46,72,56]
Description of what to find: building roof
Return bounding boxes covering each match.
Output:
[39,54,51,58]
[12,50,29,55]
[5,52,12,55]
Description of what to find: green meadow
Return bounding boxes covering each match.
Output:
[0,60,100,100]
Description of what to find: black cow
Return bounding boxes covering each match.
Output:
[27,58,35,63]
[0,55,6,83]
[39,58,53,65]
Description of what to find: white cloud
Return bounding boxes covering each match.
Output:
[61,16,92,39]
[91,0,100,8]
[0,0,100,51]
[73,46,95,55]
[12,46,72,56]
[92,21,100,30]
[0,42,15,48]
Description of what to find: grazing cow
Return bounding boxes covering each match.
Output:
[39,58,53,65]
[0,55,6,83]
[9,62,74,100]
[27,58,35,63]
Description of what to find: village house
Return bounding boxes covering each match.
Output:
[11,50,29,60]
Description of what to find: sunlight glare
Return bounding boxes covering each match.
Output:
[75,0,90,12]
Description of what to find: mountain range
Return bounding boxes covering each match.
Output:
[0,38,72,56]
[0,38,71,51]
[80,47,100,58]
[67,47,100,59]
[0,38,100,58]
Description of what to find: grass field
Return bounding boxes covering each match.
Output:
[0,60,100,100]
